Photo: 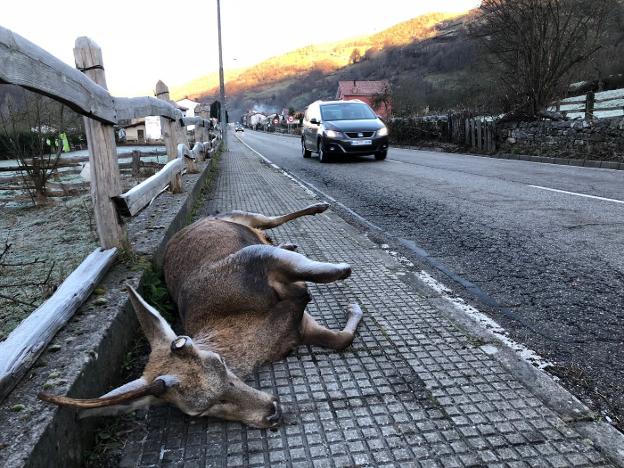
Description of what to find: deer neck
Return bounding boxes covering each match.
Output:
[191,330,256,378]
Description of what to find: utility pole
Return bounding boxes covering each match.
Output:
[216,0,227,150]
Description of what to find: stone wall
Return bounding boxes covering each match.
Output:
[387,116,449,146]
[498,117,624,161]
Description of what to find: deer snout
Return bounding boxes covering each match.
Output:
[265,399,282,426]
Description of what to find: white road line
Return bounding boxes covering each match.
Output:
[530,185,624,205]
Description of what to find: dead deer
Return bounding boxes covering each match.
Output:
[39,203,363,428]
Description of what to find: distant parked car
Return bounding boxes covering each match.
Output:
[301,100,389,162]
[235,124,244,132]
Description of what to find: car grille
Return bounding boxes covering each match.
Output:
[346,131,374,138]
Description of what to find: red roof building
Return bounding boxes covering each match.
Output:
[336,80,392,119]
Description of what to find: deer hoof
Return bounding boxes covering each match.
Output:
[337,263,352,280]
[311,202,330,214]
[349,303,363,319]
[265,400,282,426]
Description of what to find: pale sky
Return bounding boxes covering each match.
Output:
[2,0,480,97]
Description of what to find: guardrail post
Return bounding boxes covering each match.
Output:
[73,37,126,249]
[155,80,183,193]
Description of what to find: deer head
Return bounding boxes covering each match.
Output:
[39,286,281,428]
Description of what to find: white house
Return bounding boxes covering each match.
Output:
[176,98,200,130]
[123,119,146,142]
[143,102,192,140]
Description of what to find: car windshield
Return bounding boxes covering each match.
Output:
[320,103,376,121]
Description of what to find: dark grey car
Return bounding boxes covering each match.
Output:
[301,100,389,163]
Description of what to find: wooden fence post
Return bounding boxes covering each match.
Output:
[155,80,183,192]
[585,91,595,121]
[73,37,126,249]
[471,119,476,148]
[131,150,141,177]
[194,105,209,161]
[196,105,208,140]
[465,119,470,146]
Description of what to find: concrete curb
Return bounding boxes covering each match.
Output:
[235,134,624,467]
[0,153,220,468]
[427,295,624,467]
[484,152,624,170]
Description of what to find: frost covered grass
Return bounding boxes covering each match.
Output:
[0,195,99,340]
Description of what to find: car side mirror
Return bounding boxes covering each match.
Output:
[310,118,320,125]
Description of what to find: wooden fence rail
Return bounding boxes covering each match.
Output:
[551,88,624,120]
[0,27,214,130]
[0,26,221,401]
[0,248,117,402]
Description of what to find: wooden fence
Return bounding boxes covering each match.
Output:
[390,113,497,153]
[464,117,496,153]
[0,26,220,401]
[551,88,624,120]
[447,113,496,153]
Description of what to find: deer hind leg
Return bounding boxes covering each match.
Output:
[237,245,350,284]
[216,203,329,229]
[301,304,363,351]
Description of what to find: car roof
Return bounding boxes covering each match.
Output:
[313,99,366,106]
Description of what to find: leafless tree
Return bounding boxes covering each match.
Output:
[474,0,620,117]
[371,85,392,118]
[349,48,362,64]
[0,89,79,205]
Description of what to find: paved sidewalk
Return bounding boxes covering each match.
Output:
[118,137,619,467]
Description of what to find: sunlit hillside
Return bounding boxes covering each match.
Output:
[171,69,244,101]
[170,12,461,101]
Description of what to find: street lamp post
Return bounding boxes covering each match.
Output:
[216,0,227,150]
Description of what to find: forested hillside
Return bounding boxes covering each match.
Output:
[172,7,624,120]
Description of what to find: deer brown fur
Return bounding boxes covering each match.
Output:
[39,203,363,428]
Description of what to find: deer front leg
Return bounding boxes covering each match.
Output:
[301,304,363,351]
[216,203,329,229]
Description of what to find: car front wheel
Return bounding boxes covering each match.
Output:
[318,141,331,163]
[302,139,311,158]
[374,150,387,161]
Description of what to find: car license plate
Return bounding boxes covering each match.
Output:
[351,140,372,146]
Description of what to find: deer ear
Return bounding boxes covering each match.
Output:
[126,285,176,347]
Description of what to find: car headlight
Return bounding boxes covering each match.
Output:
[377,127,388,137]
[325,130,341,138]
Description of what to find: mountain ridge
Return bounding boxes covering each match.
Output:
[170,12,464,106]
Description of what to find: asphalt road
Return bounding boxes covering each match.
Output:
[234,129,624,429]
